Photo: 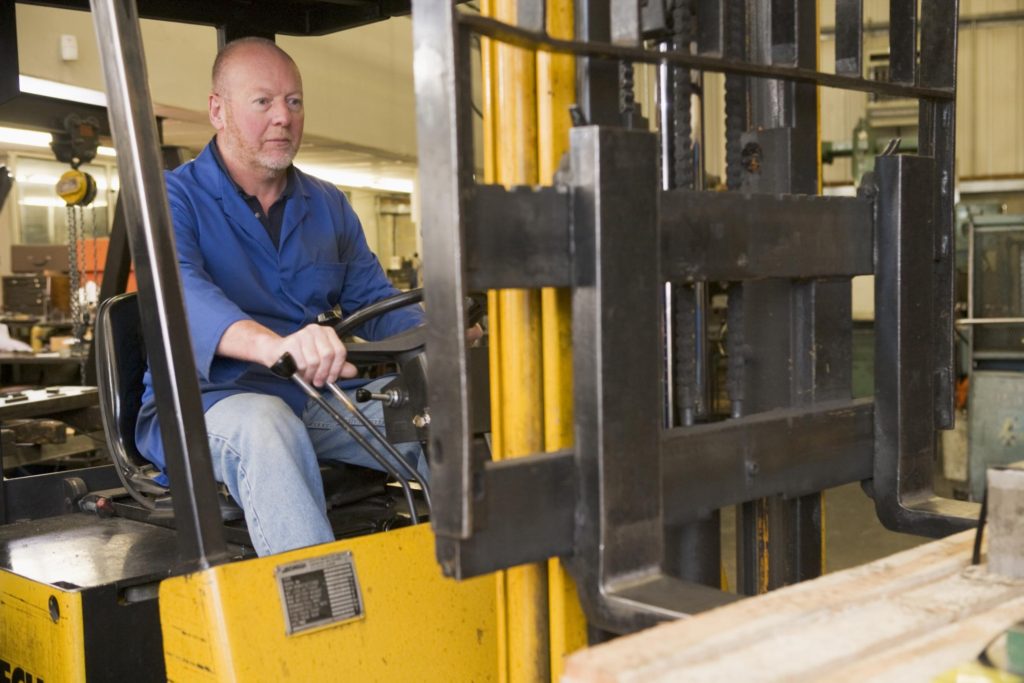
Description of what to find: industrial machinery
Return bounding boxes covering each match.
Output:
[1,0,969,680]
[951,210,1024,501]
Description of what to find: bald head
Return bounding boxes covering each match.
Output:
[208,37,305,185]
[212,37,300,96]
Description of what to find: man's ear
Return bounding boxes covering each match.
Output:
[209,93,225,131]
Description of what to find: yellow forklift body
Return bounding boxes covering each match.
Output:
[0,569,86,682]
[160,523,498,681]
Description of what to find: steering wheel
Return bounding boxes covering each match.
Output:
[319,288,484,364]
[328,288,425,338]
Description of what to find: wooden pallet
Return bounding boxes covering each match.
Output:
[563,530,1024,682]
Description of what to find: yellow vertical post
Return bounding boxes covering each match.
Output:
[484,1,549,680]
[536,1,589,679]
[478,3,509,676]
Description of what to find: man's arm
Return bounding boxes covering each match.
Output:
[217,319,356,386]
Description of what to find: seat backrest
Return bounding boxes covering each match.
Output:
[95,292,151,471]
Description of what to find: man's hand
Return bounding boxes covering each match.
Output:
[466,323,484,346]
[219,320,357,386]
[268,324,358,386]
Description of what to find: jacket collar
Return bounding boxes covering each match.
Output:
[190,139,312,253]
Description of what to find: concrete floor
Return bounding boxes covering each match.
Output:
[718,482,931,591]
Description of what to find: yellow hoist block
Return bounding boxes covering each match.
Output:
[56,169,97,207]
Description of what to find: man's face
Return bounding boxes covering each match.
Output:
[209,45,304,177]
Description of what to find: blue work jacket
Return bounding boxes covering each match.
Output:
[136,143,423,478]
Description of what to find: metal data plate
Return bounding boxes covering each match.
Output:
[275,550,365,635]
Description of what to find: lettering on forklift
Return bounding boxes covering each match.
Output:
[275,550,365,635]
[0,658,44,683]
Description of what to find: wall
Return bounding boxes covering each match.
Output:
[348,189,380,256]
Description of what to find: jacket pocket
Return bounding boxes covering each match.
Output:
[306,262,348,309]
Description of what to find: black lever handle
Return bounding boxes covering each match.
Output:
[270,352,298,378]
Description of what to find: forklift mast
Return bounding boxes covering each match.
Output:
[412,0,971,635]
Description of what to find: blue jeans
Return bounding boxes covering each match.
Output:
[204,376,426,557]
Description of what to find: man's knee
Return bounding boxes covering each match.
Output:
[208,393,308,452]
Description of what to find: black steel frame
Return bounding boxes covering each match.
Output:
[16,0,411,38]
[413,0,974,633]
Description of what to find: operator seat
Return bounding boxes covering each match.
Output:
[94,291,210,512]
[95,292,392,531]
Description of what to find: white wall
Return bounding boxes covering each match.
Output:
[348,189,380,256]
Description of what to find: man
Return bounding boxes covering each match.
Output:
[135,37,426,557]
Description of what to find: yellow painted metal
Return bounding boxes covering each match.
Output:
[536,0,588,679]
[481,0,497,188]
[546,560,586,680]
[537,0,575,455]
[0,570,86,681]
[756,499,771,594]
[159,525,497,682]
[481,0,551,679]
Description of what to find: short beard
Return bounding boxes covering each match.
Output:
[257,150,296,172]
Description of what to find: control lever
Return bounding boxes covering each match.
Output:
[270,353,424,524]
[354,387,405,407]
[322,383,431,510]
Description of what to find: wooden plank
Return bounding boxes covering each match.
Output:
[563,531,1024,682]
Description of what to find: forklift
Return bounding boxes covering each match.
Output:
[0,2,500,681]
[1,0,967,680]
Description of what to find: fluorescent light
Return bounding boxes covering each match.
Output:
[19,197,108,208]
[296,164,414,194]
[0,126,52,148]
[19,75,107,107]
[0,124,115,159]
